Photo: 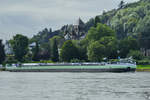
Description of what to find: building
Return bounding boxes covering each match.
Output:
[63,18,86,40]
[5,40,13,55]
[140,48,150,56]
[29,42,36,50]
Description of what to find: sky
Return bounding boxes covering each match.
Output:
[0,0,139,41]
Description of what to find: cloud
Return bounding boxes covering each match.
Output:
[0,0,139,40]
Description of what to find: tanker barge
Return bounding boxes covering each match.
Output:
[5,62,136,72]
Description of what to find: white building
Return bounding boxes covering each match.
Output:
[5,40,13,55]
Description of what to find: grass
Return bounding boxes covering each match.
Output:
[136,65,150,72]
[137,65,150,69]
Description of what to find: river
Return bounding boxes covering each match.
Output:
[0,72,150,100]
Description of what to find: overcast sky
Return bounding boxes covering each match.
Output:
[0,0,139,41]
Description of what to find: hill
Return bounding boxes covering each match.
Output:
[31,18,94,44]
[93,0,150,39]
[31,0,150,49]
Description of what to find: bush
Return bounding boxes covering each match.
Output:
[24,60,54,63]
[70,59,85,63]
[127,50,143,60]
[109,59,120,62]
[5,55,18,64]
[137,59,150,65]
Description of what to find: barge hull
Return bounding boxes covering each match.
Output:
[6,68,136,72]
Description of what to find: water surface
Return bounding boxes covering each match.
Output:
[0,72,150,100]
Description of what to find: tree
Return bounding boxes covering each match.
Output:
[118,0,125,9]
[87,41,105,62]
[86,23,115,42]
[10,34,29,62]
[85,18,95,31]
[119,37,139,58]
[112,21,126,39]
[32,42,40,61]
[94,16,101,27]
[136,16,150,49]
[39,43,51,60]
[127,50,143,60]
[60,40,79,62]
[98,36,118,59]
[72,39,88,61]
[50,36,65,48]
[31,27,54,44]
[51,38,59,62]
[85,23,117,61]
[0,40,5,64]
[77,39,88,61]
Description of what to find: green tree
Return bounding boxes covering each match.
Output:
[51,38,59,62]
[127,50,143,60]
[86,23,115,42]
[0,40,5,64]
[50,36,65,48]
[10,34,29,62]
[32,42,40,61]
[77,39,88,61]
[72,39,88,61]
[39,43,51,60]
[31,27,54,44]
[119,37,139,58]
[87,41,105,62]
[136,16,150,49]
[5,55,17,64]
[60,40,79,62]
[94,16,101,27]
[99,36,118,59]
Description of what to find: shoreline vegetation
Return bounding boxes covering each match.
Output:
[136,65,150,72]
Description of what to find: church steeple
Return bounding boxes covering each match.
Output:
[75,18,85,26]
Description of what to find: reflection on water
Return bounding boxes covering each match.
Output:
[0,72,150,100]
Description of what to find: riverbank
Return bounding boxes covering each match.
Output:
[136,65,150,72]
